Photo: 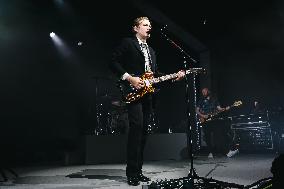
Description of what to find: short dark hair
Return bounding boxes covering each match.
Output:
[132,17,150,33]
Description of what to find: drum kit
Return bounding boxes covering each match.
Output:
[93,94,128,135]
[92,93,159,135]
[88,73,159,135]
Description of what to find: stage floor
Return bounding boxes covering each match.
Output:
[0,153,276,189]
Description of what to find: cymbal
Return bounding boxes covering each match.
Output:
[99,93,116,99]
[111,101,125,107]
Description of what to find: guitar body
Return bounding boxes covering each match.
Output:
[199,117,206,124]
[199,112,217,124]
[118,72,155,103]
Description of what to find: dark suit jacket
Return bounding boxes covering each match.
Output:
[110,37,159,78]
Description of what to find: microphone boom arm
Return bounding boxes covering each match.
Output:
[160,26,197,63]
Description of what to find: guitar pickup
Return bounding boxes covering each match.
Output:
[144,79,151,87]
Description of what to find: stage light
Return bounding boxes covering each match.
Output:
[50,33,70,57]
[50,32,56,38]
[77,41,83,46]
[49,32,79,63]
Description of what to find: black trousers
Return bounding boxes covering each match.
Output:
[202,121,217,154]
[202,119,233,154]
[126,95,152,177]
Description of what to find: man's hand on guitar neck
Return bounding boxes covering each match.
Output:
[126,75,145,90]
[174,70,186,81]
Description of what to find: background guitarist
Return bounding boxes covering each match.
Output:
[109,16,185,186]
[196,87,239,158]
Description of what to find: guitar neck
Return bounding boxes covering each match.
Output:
[150,68,205,84]
[201,101,242,122]
[150,73,178,84]
[212,104,237,115]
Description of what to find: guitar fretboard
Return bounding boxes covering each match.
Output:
[150,73,177,84]
[149,68,205,84]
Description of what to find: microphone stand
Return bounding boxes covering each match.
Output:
[150,26,245,189]
[160,26,200,180]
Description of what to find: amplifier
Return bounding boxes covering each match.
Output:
[230,113,270,129]
[231,122,270,129]
[232,127,273,150]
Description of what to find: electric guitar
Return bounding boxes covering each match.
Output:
[198,100,243,124]
[117,68,206,103]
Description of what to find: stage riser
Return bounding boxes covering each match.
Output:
[85,133,188,164]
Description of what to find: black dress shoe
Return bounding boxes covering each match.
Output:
[127,176,140,186]
[137,173,150,182]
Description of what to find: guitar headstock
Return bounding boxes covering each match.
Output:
[232,100,242,107]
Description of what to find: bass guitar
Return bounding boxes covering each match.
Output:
[199,100,243,124]
[117,68,206,103]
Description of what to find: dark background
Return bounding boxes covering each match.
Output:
[1,0,284,165]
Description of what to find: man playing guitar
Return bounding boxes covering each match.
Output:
[196,87,239,158]
[109,16,185,186]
